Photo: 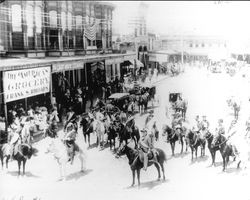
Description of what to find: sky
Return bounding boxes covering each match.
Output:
[111,1,250,45]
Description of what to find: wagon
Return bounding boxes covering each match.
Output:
[108,93,131,111]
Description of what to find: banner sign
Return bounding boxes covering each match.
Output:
[52,61,84,72]
[105,57,123,65]
[3,66,51,103]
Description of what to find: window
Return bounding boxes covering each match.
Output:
[190,43,193,48]
[201,43,205,48]
[61,11,66,31]
[195,44,199,48]
[11,4,22,32]
[35,6,42,33]
[49,10,57,28]
[61,1,67,11]
[67,12,72,31]
[26,5,34,37]
[76,15,82,30]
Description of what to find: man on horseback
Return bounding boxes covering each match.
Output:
[8,123,22,160]
[215,119,225,135]
[200,115,209,139]
[63,122,78,165]
[136,128,159,171]
[245,117,250,138]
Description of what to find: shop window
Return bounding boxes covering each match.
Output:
[11,4,22,32]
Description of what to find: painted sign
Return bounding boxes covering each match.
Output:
[52,61,84,72]
[3,66,51,102]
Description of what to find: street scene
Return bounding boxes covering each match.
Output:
[1,1,250,200]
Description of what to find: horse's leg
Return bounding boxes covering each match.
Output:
[136,169,141,186]
[0,156,3,170]
[88,134,91,147]
[180,137,183,154]
[23,159,26,176]
[18,160,21,176]
[171,142,174,156]
[131,170,135,187]
[160,162,165,180]
[154,163,161,181]
[222,156,226,171]
[78,151,85,172]
[195,147,198,158]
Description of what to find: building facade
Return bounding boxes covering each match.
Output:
[0,0,136,130]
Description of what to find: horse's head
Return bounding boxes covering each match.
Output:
[211,133,223,148]
[21,144,37,159]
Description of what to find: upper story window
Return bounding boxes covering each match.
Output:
[35,6,42,33]
[76,15,82,30]
[61,11,66,31]
[67,1,72,12]
[26,5,34,37]
[61,1,67,11]
[195,44,199,48]
[11,4,22,32]
[49,10,57,28]
[67,12,72,31]
[201,43,205,48]
[189,43,193,48]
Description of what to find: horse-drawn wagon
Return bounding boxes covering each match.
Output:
[108,93,130,112]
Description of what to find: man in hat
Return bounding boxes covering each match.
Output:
[137,128,160,171]
[64,122,78,164]
[200,115,209,139]
[245,117,250,138]
[8,122,22,160]
[215,119,225,135]
[64,106,77,131]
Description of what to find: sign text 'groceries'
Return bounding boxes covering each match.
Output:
[3,67,51,102]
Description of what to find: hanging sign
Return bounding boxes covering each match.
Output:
[3,66,51,102]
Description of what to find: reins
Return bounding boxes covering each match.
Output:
[212,131,236,148]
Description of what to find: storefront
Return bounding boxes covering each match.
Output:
[52,60,86,105]
[1,65,51,127]
[105,57,123,82]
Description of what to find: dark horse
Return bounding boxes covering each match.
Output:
[116,143,166,186]
[81,117,94,148]
[212,134,241,171]
[119,124,140,149]
[107,122,119,151]
[0,143,11,170]
[2,143,37,176]
[186,130,206,161]
[163,125,187,156]
[205,131,220,166]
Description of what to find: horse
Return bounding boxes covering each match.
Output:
[186,130,206,161]
[1,143,37,176]
[81,117,93,147]
[107,122,119,151]
[205,131,220,166]
[116,143,166,186]
[163,125,187,156]
[211,134,241,171]
[0,143,11,170]
[46,138,87,180]
[93,119,106,150]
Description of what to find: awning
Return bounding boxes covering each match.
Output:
[129,59,144,68]
[91,61,104,72]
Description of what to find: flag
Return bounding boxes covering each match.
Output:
[84,18,99,41]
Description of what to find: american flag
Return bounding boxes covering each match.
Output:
[84,18,99,41]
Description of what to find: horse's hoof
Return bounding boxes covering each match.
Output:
[157,178,161,181]
[131,183,135,187]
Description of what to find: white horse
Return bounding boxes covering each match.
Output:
[46,138,87,181]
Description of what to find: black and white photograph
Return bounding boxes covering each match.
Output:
[1,1,250,200]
